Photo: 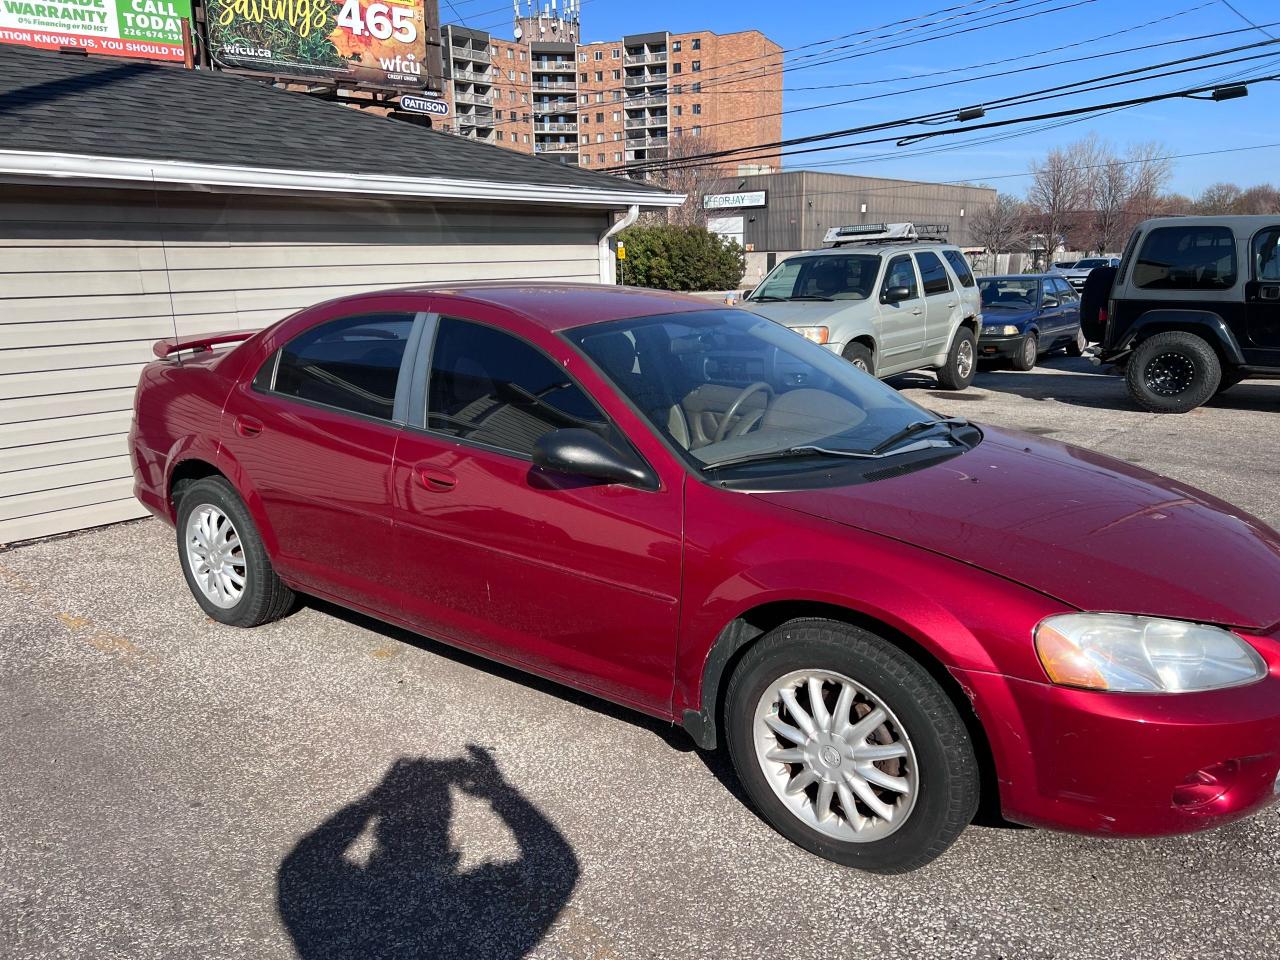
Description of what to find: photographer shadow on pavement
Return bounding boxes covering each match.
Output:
[277,745,579,960]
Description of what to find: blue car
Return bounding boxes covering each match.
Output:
[977,274,1085,370]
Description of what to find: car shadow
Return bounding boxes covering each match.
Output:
[277,745,579,960]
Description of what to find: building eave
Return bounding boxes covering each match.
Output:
[0,149,685,208]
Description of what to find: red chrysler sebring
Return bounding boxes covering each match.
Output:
[129,284,1280,872]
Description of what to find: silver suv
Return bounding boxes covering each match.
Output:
[743,224,984,390]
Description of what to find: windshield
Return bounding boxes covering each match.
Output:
[1074,258,1109,269]
[567,309,960,472]
[748,254,881,301]
[1053,260,1077,269]
[979,277,1039,307]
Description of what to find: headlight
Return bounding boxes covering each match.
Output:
[983,324,1020,336]
[1034,613,1266,693]
[791,325,829,344]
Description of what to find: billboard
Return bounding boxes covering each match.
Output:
[0,0,191,61]
[205,0,437,89]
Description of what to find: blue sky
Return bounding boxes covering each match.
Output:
[443,0,1280,198]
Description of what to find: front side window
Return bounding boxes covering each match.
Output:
[1133,225,1237,290]
[268,313,414,421]
[426,317,607,458]
[748,254,881,302]
[915,251,951,295]
[882,255,919,300]
[568,310,966,473]
[941,249,976,287]
[1252,227,1280,281]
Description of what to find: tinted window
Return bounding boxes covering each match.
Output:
[1134,225,1237,290]
[942,249,976,287]
[426,317,606,457]
[272,313,414,420]
[916,252,951,296]
[882,255,919,299]
[751,254,881,301]
[1253,227,1280,281]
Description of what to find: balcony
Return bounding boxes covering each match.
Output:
[625,115,667,129]
[624,50,667,66]
[532,80,576,92]
[451,47,491,64]
[532,60,575,73]
[624,93,668,109]
[535,121,579,133]
[453,90,494,107]
[627,136,668,149]
[451,67,491,83]
[455,114,495,130]
[624,72,668,88]
[533,100,577,115]
[535,142,579,153]
[626,147,668,162]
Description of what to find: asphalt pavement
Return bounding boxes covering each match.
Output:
[2,357,1278,960]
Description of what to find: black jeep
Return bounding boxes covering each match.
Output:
[1080,216,1280,413]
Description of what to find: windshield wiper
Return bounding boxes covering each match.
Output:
[868,417,969,455]
[787,295,834,301]
[748,295,786,302]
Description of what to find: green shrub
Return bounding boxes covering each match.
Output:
[616,225,745,291]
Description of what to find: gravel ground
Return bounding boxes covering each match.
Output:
[2,357,1278,960]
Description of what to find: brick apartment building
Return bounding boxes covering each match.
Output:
[438,21,782,177]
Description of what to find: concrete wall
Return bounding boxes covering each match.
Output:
[0,184,608,544]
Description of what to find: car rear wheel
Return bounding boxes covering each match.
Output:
[1011,332,1038,371]
[1125,331,1221,414]
[935,327,977,390]
[725,619,979,873]
[842,341,875,375]
[176,476,294,627]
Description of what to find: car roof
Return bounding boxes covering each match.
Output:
[345,282,724,332]
[979,274,1049,281]
[788,242,959,257]
[1137,214,1279,231]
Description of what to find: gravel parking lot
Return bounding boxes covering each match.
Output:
[2,357,1278,960]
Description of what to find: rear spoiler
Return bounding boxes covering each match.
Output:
[152,330,255,359]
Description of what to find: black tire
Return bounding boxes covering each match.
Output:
[1065,328,1087,357]
[175,476,294,627]
[842,341,875,375]
[725,619,980,874]
[1011,332,1038,371]
[935,326,977,390]
[1124,331,1221,414]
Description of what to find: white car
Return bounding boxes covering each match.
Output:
[1057,256,1121,292]
[743,223,985,390]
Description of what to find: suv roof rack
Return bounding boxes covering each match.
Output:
[823,222,951,246]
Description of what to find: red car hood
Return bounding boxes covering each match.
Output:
[755,427,1280,630]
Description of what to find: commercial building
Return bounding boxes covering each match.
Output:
[0,45,677,544]
[440,20,782,175]
[701,170,998,284]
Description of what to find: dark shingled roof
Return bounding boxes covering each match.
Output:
[0,44,665,198]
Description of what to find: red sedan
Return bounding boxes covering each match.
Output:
[129,284,1280,872]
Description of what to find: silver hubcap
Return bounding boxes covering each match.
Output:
[956,339,974,379]
[1024,336,1037,365]
[185,504,246,609]
[852,358,868,372]
[753,669,919,842]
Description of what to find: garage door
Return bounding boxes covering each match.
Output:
[0,186,608,544]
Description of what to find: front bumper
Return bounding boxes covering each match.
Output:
[977,333,1025,360]
[956,651,1280,836]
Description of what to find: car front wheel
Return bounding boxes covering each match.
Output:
[176,476,295,627]
[725,620,980,873]
[935,327,977,390]
[1125,331,1221,413]
[1011,331,1038,371]
[842,341,875,375]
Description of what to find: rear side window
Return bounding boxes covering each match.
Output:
[1133,226,1237,290]
[426,317,607,457]
[941,249,976,287]
[915,252,951,296]
[882,255,919,299]
[271,313,414,421]
[1253,227,1280,281]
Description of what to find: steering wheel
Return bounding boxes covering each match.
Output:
[714,381,775,443]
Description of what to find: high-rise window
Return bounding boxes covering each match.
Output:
[692,60,701,71]
[692,103,701,115]
[691,38,701,50]
[594,50,603,60]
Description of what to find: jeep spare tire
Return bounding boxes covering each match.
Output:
[1079,265,1117,343]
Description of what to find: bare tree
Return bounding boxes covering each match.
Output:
[1195,182,1245,215]
[1123,141,1172,222]
[644,135,724,227]
[1086,141,1171,254]
[1027,136,1099,265]
[968,193,1028,267]
[1237,184,1280,214]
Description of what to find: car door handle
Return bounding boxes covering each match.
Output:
[416,466,457,492]
[234,415,263,438]
[911,309,924,316]
[946,302,958,308]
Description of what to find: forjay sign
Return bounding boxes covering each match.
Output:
[0,0,189,60]
[702,190,767,210]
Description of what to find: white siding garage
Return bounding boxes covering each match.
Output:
[0,46,677,544]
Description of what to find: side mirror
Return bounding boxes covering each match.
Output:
[533,428,654,487]
[1042,297,1059,308]
[882,285,912,303]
